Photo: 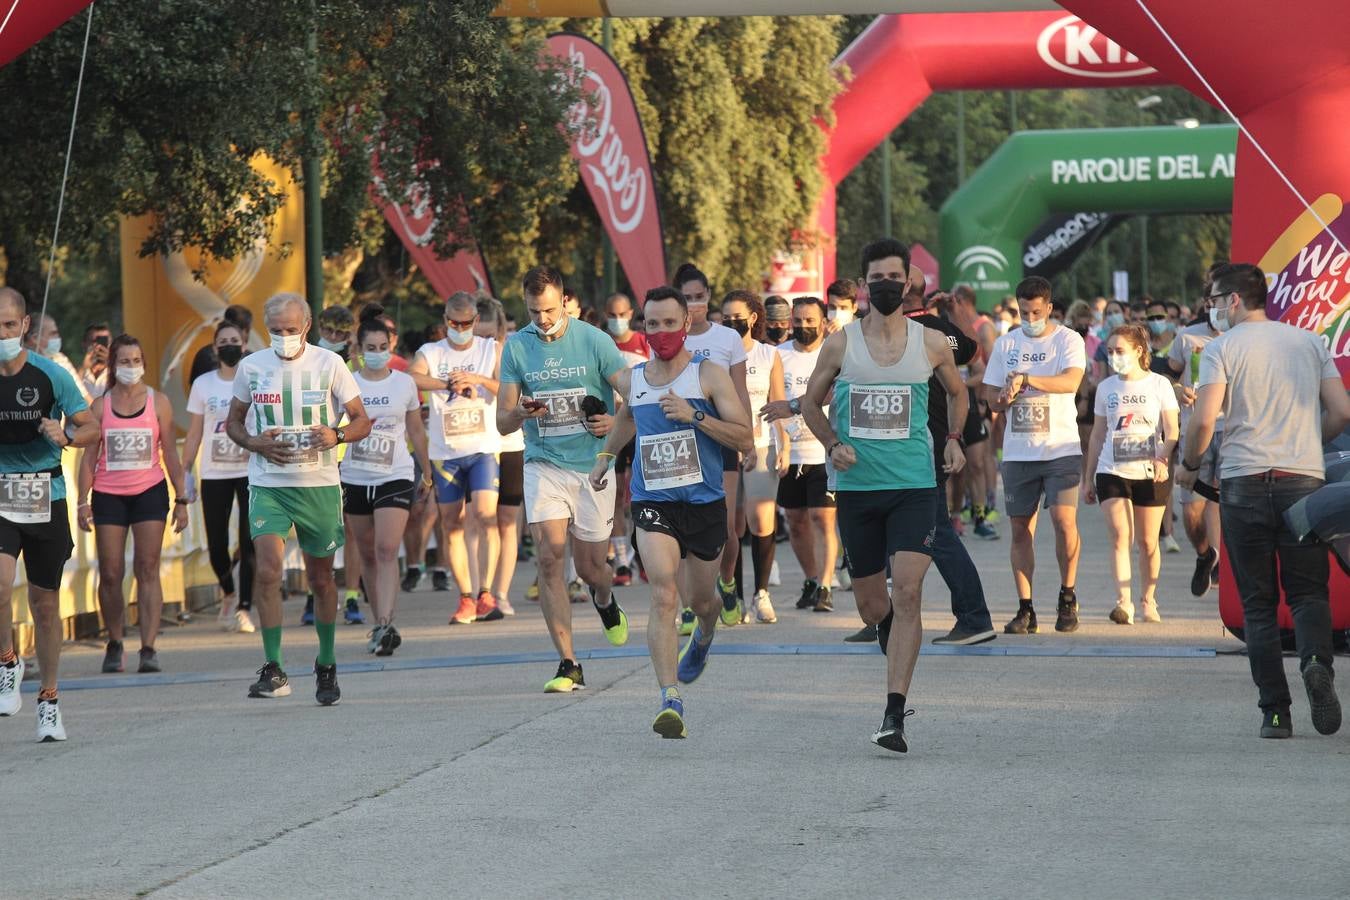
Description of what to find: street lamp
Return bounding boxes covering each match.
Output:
[1135,95,1163,110]
[1175,117,1201,128]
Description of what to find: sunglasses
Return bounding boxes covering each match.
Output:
[446,317,477,329]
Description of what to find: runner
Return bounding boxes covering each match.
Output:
[824,279,859,335]
[341,308,432,656]
[673,263,751,630]
[189,304,253,385]
[944,285,1000,531]
[763,296,791,346]
[77,334,191,674]
[225,292,371,705]
[470,296,519,616]
[183,320,255,633]
[722,291,788,624]
[589,287,753,738]
[604,291,649,586]
[798,242,967,753]
[0,288,98,742]
[982,276,1087,635]
[497,265,630,693]
[1082,324,1179,624]
[409,291,503,625]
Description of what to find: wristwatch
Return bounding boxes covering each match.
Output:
[789,398,801,416]
[693,410,707,425]
[335,427,346,444]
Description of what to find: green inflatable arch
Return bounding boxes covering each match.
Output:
[938,124,1238,308]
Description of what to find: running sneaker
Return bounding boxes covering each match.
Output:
[1260,707,1292,739]
[344,596,365,625]
[753,589,777,624]
[1191,548,1218,597]
[36,698,66,743]
[102,640,124,674]
[367,624,387,654]
[248,661,291,699]
[871,709,914,753]
[768,560,781,586]
[677,625,714,684]
[973,521,999,541]
[1109,603,1134,625]
[795,580,819,610]
[376,625,401,657]
[1162,534,1182,554]
[567,578,587,604]
[678,608,696,636]
[652,694,687,739]
[498,596,516,616]
[813,586,834,613]
[526,579,541,602]
[137,648,161,674]
[544,659,585,693]
[1004,602,1037,635]
[0,656,23,716]
[844,624,877,643]
[431,569,451,592]
[451,594,478,625]
[959,503,974,523]
[218,594,236,631]
[1140,600,1162,624]
[314,662,341,706]
[301,594,315,626]
[984,508,1001,525]
[1302,657,1342,736]
[931,627,997,646]
[1054,589,1079,633]
[476,590,505,622]
[718,578,741,626]
[400,566,423,593]
[592,588,629,646]
[836,566,852,591]
[234,608,257,634]
[613,565,633,587]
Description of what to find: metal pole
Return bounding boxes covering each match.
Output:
[600,19,616,299]
[1008,90,1018,133]
[880,135,892,237]
[956,92,967,184]
[1140,215,1150,296]
[303,2,324,321]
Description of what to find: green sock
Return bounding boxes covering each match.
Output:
[262,626,283,665]
[344,589,359,602]
[315,621,337,666]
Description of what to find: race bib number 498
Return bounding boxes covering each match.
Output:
[848,385,911,440]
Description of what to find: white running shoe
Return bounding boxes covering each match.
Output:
[218,595,237,631]
[768,560,781,587]
[498,596,516,616]
[233,608,256,634]
[837,567,852,591]
[1140,600,1162,623]
[754,589,777,624]
[36,698,66,742]
[1162,535,1182,554]
[0,656,24,716]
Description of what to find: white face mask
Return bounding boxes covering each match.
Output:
[44,337,62,357]
[0,336,23,362]
[318,337,347,353]
[272,333,305,359]
[607,317,630,336]
[1209,302,1233,333]
[827,308,854,327]
[1106,352,1137,376]
[363,350,391,370]
[542,316,567,337]
[115,365,145,386]
[1022,317,1047,337]
[447,328,474,347]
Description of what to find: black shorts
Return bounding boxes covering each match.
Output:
[342,480,415,515]
[962,387,988,446]
[776,463,835,509]
[632,498,727,561]
[0,499,74,591]
[498,450,524,507]
[615,440,636,475]
[1095,473,1169,508]
[92,480,170,527]
[837,488,937,577]
[721,445,740,473]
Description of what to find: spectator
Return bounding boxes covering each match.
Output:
[79,321,113,399]
[24,313,90,403]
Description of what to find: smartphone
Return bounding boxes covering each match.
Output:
[522,399,546,412]
[93,335,110,347]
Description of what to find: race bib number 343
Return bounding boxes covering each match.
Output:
[639,429,702,490]
[848,385,911,440]
[1010,397,1051,436]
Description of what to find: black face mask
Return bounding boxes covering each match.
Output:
[867,279,905,316]
[726,318,749,337]
[793,326,819,346]
[766,326,789,344]
[216,345,243,366]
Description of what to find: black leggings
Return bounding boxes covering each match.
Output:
[201,477,254,610]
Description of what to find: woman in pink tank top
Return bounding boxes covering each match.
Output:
[76,335,189,675]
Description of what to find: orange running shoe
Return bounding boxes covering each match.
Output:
[476,590,504,622]
[450,593,477,625]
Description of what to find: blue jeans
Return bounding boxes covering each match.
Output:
[1220,474,1332,713]
[933,484,993,633]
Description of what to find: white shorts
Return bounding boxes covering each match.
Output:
[523,460,616,543]
[743,444,781,500]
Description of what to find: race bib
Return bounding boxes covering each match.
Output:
[209,430,248,470]
[442,400,487,445]
[535,387,586,437]
[848,385,911,440]
[260,426,321,473]
[105,427,155,471]
[639,429,702,490]
[1009,396,1051,436]
[349,431,397,474]
[1112,432,1158,463]
[0,473,51,524]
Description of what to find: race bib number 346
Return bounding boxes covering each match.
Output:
[639,429,702,490]
[848,385,911,440]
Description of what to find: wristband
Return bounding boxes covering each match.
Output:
[1182,458,1201,472]
[174,498,189,506]
[827,440,844,457]
[946,432,963,443]
[596,451,617,460]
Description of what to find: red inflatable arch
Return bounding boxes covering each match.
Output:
[0,0,90,68]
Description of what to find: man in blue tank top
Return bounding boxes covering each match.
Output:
[801,240,968,755]
[590,287,753,739]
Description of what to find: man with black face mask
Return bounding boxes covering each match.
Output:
[764,295,792,346]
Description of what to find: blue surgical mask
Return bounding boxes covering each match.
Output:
[44,337,62,357]
[1022,318,1047,337]
[363,350,392,370]
[1148,319,1171,336]
[607,317,630,336]
[1104,313,1125,331]
[0,337,22,362]
[447,328,474,347]
[318,337,347,353]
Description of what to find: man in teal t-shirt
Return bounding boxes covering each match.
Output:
[498,266,630,693]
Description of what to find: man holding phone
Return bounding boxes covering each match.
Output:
[79,323,112,400]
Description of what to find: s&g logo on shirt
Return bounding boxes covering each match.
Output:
[364,396,392,406]
[1021,352,1048,364]
[1106,393,1119,410]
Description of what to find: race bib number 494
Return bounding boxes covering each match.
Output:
[639,429,702,490]
[848,385,911,440]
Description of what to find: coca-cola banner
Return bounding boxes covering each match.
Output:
[547,33,666,303]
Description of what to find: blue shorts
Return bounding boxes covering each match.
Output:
[434,453,500,504]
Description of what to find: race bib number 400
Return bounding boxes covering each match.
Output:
[848,385,911,440]
[1112,432,1158,463]
[260,427,321,473]
[534,388,586,437]
[639,429,702,490]
[0,473,51,524]
[105,427,155,471]
[1010,396,1051,436]
[349,432,397,473]
[442,400,486,445]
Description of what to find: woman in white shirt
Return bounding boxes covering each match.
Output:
[1083,325,1179,625]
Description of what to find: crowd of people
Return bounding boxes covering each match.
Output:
[0,238,1345,751]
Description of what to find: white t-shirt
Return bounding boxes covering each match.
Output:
[745,340,776,449]
[416,337,499,460]
[777,342,826,465]
[232,345,361,488]
[340,370,420,486]
[187,369,249,479]
[1168,321,1223,432]
[983,325,1086,462]
[1093,372,1179,480]
[685,323,747,370]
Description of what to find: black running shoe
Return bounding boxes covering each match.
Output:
[544,659,586,693]
[1260,707,1292,739]
[1191,548,1218,597]
[870,710,915,753]
[137,647,161,674]
[431,570,451,592]
[400,566,422,593]
[1054,589,1079,633]
[102,640,124,674]
[844,624,877,643]
[376,625,400,657]
[248,661,291,698]
[795,580,819,610]
[813,585,834,613]
[1004,602,1037,635]
[314,662,341,706]
[1302,657,1341,735]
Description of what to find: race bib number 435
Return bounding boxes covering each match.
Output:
[639,429,702,490]
[260,427,321,473]
[848,385,911,440]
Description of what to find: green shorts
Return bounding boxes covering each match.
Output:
[248,485,345,558]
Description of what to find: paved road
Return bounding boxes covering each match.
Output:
[4,507,1347,899]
